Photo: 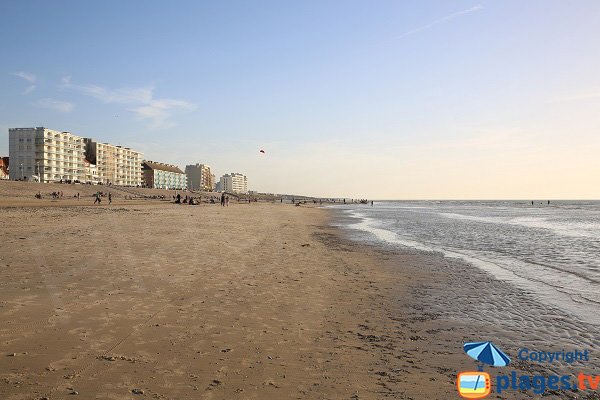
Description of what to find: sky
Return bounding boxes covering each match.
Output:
[1,0,599,199]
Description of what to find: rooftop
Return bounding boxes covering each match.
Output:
[143,160,184,174]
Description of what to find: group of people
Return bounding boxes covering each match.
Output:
[34,191,80,200]
[174,193,200,205]
[220,193,229,207]
[33,190,113,205]
[93,191,112,205]
[532,200,551,205]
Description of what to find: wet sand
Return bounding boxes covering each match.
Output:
[1,195,598,399]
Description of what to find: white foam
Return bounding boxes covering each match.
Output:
[344,212,600,326]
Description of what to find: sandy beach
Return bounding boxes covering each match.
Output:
[0,195,445,400]
[1,186,598,399]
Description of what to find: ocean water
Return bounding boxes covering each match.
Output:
[333,200,600,326]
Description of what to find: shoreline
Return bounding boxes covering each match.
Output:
[0,201,597,399]
[330,206,600,396]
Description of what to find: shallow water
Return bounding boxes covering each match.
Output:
[332,200,600,327]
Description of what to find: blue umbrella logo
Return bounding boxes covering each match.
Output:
[464,341,511,368]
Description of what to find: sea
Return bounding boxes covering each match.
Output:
[332,200,600,326]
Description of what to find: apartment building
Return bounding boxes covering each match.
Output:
[82,159,99,185]
[219,173,248,193]
[9,127,86,182]
[185,163,215,191]
[84,139,143,186]
[8,127,143,185]
[142,161,187,190]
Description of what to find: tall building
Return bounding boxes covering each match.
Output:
[82,159,99,185]
[84,139,143,186]
[142,161,187,190]
[185,163,215,191]
[219,173,248,193]
[8,127,143,185]
[9,127,85,182]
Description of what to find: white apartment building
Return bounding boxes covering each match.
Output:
[9,127,85,182]
[83,159,99,185]
[219,173,248,193]
[8,127,143,185]
[185,163,215,191]
[84,139,143,186]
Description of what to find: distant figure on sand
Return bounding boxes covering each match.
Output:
[175,193,181,204]
[531,201,534,205]
[221,193,225,207]
[108,193,112,205]
[94,192,101,204]
[371,200,374,206]
[225,196,229,207]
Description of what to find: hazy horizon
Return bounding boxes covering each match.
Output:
[1,1,599,199]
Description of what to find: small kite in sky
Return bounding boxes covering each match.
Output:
[259,149,265,154]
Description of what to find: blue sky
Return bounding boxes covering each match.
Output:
[1,1,600,198]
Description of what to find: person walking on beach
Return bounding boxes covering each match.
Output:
[220,192,225,207]
[108,193,112,205]
[94,192,101,204]
[225,196,229,207]
[77,192,80,200]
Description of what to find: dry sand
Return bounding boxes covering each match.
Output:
[1,199,452,400]
[2,191,598,399]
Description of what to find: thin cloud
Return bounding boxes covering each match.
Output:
[23,85,36,94]
[130,99,195,129]
[61,76,153,104]
[14,71,36,83]
[13,71,37,94]
[398,4,483,38]
[34,98,75,113]
[61,76,195,128]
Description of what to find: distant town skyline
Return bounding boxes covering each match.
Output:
[1,1,599,199]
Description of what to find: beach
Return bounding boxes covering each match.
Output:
[1,189,598,399]
[0,195,443,400]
